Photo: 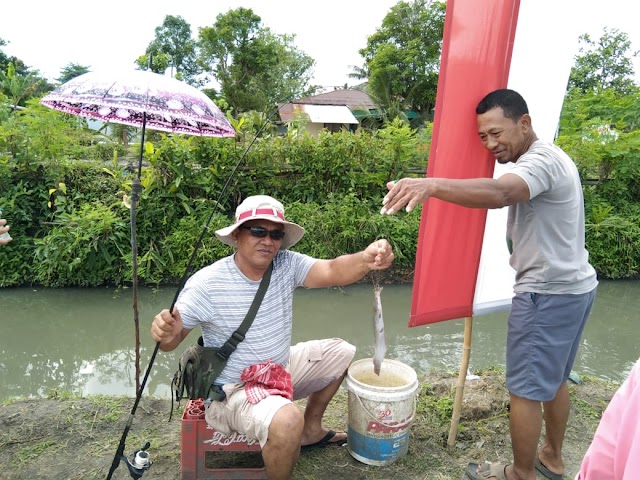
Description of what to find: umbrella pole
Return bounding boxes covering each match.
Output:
[137,113,146,179]
[130,113,147,393]
[447,315,473,448]
[130,177,141,394]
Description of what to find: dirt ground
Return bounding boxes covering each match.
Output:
[0,369,617,480]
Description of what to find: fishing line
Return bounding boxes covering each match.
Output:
[106,106,282,480]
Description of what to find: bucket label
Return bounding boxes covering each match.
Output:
[348,427,409,463]
[366,415,412,435]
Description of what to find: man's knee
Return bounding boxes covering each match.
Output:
[268,403,304,446]
[261,404,302,479]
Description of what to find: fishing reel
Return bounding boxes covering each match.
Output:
[119,441,152,479]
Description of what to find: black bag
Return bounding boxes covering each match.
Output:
[169,262,273,417]
[172,335,228,403]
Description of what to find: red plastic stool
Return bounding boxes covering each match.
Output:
[181,398,266,479]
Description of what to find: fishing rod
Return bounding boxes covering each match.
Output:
[106,107,281,480]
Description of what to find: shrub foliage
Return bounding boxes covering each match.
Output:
[0,98,638,287]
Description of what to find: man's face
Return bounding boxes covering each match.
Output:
[477,107,530,164]
[232,219,284,271]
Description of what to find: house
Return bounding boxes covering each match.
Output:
[278,89,378,136]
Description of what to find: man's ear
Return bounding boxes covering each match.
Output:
[520,113,532,132]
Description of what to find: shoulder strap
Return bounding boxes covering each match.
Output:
[215,261,273,361]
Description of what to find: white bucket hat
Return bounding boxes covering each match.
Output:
[215,195,305,250]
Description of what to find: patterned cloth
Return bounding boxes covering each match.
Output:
[240,360,293,404]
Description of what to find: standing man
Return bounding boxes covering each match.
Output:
[151,195,394,480]
[382,89,597,480]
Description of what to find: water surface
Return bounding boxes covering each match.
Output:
[1,280,638,401]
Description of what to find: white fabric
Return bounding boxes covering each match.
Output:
[473,0,582,315]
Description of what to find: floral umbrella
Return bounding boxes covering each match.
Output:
[41,69,235,169]
[41,70,235,393]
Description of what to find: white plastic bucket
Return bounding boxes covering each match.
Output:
[346,358,419,466]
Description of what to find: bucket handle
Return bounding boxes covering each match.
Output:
[353,392,417,429]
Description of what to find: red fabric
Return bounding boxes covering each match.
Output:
[409,0,521,326]
[240,360,293,404]
[237,208,284,222]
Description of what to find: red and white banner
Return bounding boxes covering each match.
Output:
[410,0,582,326]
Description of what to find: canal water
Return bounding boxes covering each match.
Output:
[1,280,638,401]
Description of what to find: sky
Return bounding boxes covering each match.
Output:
[0,0,638,89]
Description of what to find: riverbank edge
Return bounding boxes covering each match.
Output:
[0,368,619,480]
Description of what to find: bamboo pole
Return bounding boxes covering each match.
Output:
[447,316,473,448]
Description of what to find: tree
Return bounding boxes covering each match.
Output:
[0,39,53,103]
[56,63,90,84]
[136,15,200,85]
[0,37,7,72]
[197,8,316,114]
[0,63,45,110]
[357,0,446,121]
[0,38,34,81]
[568,28,638,94]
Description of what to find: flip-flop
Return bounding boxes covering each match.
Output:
[300,430,347,452]
[535,455,565,480]
[465,462,509,480]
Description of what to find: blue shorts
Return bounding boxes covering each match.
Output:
[506,288,597,401]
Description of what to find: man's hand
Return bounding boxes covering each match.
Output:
[150,308,185,350]
[381,178,432,215]
[0,219,12,246]
[363,239,394,270]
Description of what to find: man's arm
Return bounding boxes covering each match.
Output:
[381,173,530,214]
[303,239,394,288]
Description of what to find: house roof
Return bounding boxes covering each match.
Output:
[293,89,376,110]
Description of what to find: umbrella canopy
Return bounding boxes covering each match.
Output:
[41,69,235,137]
[40,70,236,397]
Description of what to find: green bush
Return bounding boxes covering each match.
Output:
[33,202,129,287]
[288,194,420,268]
[0,96,639,286]
[586,213,640,279]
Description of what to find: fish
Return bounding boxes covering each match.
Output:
[372,285,387,375]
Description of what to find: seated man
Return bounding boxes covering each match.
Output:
[151,195,394,480]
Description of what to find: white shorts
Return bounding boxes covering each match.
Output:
[205,338,355,447]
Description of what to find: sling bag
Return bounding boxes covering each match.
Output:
[170,262,273,417]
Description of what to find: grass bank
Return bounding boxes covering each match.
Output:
[0,369,618,480]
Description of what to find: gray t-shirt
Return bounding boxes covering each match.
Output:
[176,250,317,384]
[507,140,597,294]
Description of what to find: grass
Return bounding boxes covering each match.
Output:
[13,441,60,467]
[0,368,622,480]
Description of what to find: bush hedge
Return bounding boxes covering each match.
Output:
[0,115,638,287]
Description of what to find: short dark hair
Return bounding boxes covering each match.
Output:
[476,89,528,121]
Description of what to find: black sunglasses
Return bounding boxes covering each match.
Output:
[240,225,286,241]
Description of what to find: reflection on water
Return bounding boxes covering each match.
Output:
[1,280,638,401]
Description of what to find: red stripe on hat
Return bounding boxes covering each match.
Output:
[237,208,285,222]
